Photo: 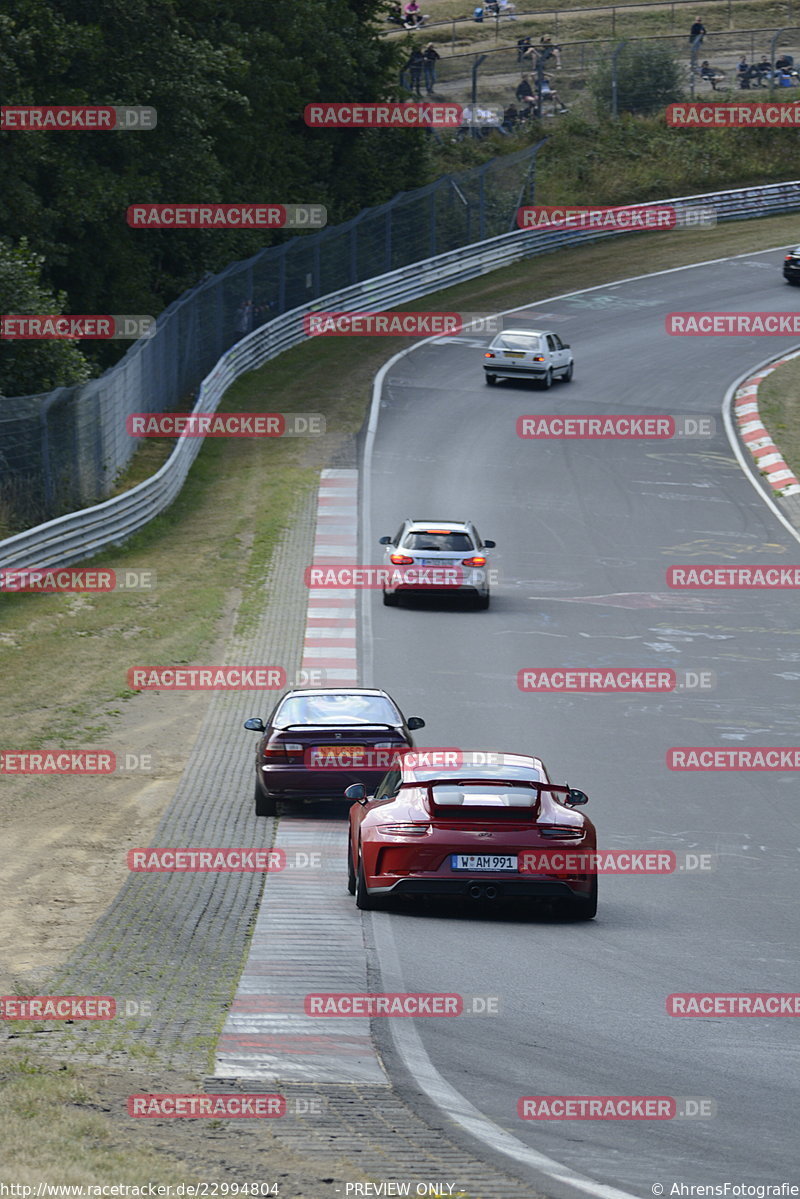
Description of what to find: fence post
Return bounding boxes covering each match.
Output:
[611,39,626,117]
[430,189,437,257]
[450,178,470,243]
[478,164,487,241]
[472,53,487,136]
[509,138,548,231]
[690,35,701,96]
[770,27,787,93]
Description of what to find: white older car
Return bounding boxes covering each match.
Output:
[483,328,573,387]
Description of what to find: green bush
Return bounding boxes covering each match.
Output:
[591,43,685,116]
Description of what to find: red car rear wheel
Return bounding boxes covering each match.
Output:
[347,836,356,895]
[355,848,379,910]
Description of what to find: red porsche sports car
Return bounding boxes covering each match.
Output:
[345,751,597,918]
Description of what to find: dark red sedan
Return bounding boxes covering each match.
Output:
[244,687,425,816]
[345,751,597,918]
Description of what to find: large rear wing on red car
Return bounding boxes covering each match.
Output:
[424,779,583,819]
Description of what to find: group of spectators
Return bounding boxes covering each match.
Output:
[697,50,798,90]
[402,43,441,95]
[388,1,427,28]
[516,34,562,68]
[473,1,516,20]
[691,15,799,90]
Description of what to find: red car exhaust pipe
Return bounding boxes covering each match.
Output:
[484,884,499,900]
[468,883,484,900]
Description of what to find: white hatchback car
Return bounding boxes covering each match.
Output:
[483,328,573,388]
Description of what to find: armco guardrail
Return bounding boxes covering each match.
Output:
[1,180,798,572]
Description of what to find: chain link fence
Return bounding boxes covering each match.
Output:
[414,26,800,116]
[382,0,797,47]
[0,146,538,536]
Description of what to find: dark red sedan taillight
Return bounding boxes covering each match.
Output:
[263,739,303,762]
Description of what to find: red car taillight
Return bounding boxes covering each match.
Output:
[380,824,431,836]
[462,556,486,567]
[390,553,415,565]
[538,825,584,839]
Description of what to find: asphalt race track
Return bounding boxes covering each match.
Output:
[349,248,800,1194]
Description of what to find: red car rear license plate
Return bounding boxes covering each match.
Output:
[451,854,517,871]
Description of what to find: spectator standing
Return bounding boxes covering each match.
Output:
[235,299,254,335]
[517,35,533,62]
[538,35,562,68]
[405,46,424,94]
[689,15,706,44]
[422,42,440,93]
[736,54,750,87]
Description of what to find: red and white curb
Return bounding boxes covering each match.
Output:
[213,468,388,1084]
[301,469,359,687]
[733,356,800,497]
